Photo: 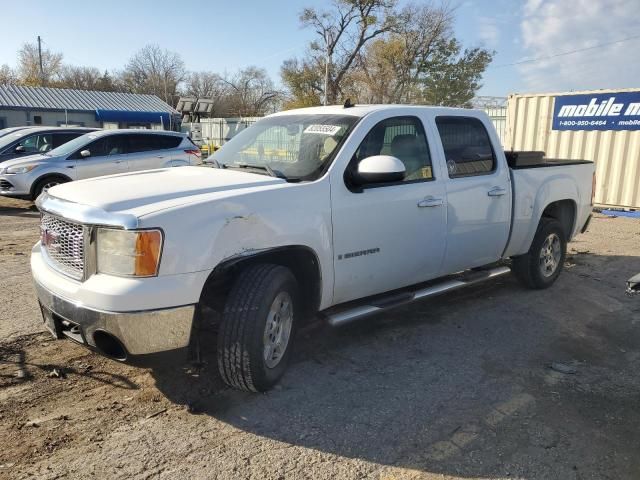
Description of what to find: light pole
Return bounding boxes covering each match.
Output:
[323,29,334,106]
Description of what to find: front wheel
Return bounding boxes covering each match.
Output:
[32,176,68,200]
[511,217,567,289]
[217,264,298,392]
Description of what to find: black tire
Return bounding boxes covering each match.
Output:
[32,176,68,200]
[511,217,567,289]
[217,264,298,392]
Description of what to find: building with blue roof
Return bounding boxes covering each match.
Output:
[0,85,180,130]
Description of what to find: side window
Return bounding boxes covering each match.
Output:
[159,135,182,149]
[52,133,81,149]
[20,133,53,153]
[352,116,433,183]
[78,135,127,158]
[435,116,496,178]
[128,134,159,153]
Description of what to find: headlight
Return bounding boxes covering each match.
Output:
[6,164,39,174]
[96,228,163,277]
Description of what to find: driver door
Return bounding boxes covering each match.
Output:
[330,115,448,305]
[72,134,129,179]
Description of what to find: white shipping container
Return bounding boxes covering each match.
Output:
[504,88,640,209]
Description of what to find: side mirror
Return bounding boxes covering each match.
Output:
[80,149,91,158]
[627,273,640,296]
[353,155,406,185]
[14,145,25,153]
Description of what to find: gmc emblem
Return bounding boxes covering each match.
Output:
[41,227,61,252]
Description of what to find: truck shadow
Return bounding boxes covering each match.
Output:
[149,253,640,478]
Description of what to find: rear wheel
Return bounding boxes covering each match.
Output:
[32,176,68,200]
[217,264,298,392]
[512,217,567,289]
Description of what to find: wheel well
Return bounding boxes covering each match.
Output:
[30,173,72,197]
[198,246,322,324]
[541,200,576,238]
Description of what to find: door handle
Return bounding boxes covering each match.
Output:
[417,196,444,208]
[114,160,123,164]
[487,186,507,197]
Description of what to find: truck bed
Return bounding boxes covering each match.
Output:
[504,159,595,258]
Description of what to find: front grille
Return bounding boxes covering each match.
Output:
[0,179,13,190]
[41,213,85,280]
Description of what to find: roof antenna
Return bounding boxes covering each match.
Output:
[343,98,354,108]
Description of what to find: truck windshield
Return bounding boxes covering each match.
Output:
[210,114,357,181]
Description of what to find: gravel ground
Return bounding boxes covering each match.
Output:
[1,196,639,480]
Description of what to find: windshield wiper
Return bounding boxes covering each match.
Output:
[231,163,285,179]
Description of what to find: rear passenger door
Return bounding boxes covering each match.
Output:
[126,134,173,172]
[434,116,511,274]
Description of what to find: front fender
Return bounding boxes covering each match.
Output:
[138,179,335,309]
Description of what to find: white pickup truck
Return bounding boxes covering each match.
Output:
[31,105,594,392]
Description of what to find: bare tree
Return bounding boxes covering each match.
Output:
[222,67,281,116]
[297,0,397,104]
[184,71,226,98]
[0,64,18,85]
[120,45,186,105]
[356,3,454,103]
[17,42,63,86]
[57,66,103,90]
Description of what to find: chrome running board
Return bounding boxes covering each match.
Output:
[325,266,511,327]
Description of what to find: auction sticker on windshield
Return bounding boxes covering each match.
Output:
[304,125,343,135]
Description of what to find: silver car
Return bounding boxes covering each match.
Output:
[0,129,202,200]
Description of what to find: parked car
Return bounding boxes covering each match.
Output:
[0,126,31,139]
[627,273,640,295]
[0,127,98,163]
[0,129,201,200]
[31,105,594,392]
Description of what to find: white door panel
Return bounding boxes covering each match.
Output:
[331,182,447,304]
[443,174,511,273]
[330,114,448,304]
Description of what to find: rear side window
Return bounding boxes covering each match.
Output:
[158,135,182,149]
[128,134,181,152]
[435,117,496,178]
[128,134,159,153]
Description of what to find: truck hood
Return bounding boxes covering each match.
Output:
[47,166,286,217]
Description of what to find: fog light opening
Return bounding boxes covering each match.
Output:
[93,330,128,361]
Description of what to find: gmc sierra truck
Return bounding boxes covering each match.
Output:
[31,105,594,392]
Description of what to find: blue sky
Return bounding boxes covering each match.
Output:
[1,0,638,98]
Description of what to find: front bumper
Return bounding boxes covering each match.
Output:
[0,173,32,196]
[34,280,196,361]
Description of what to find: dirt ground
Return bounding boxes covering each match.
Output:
[1,196,639,480]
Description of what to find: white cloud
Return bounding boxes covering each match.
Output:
[518,0,640,92]
[478,16,500,48]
